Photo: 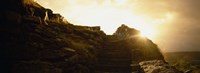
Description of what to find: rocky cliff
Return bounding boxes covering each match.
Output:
[0,0,181,73]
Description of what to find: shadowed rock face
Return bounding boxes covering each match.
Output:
[95,24,165,73]
[113,24,164,61]
[1,0,105,73]
[0,0,179,73]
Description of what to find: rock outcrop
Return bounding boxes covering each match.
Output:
[95,24,165,73]
[113,24,140,39]
[0,0,181,73]
[139,60,182,73]
[1,0,105,73]
[113,24,164,61]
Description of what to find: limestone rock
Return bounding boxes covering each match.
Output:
[139,60,182,73]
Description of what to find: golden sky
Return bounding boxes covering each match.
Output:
[35,0,200,52]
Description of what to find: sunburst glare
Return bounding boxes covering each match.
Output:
[35,0,175,41]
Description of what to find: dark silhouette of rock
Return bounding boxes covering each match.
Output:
[0,0,181,73]
[95,24,166,73]
[114,24,164,61]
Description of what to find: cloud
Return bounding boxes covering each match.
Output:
[127,0,200,52]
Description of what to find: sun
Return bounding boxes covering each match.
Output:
[35,0,175,42]
[139,29,156,39]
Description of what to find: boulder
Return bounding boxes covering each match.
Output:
[48,14,63,23]
[131,63,145,73]
[139,60,182,73]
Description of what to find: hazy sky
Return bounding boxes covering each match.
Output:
[35,0,200,52]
